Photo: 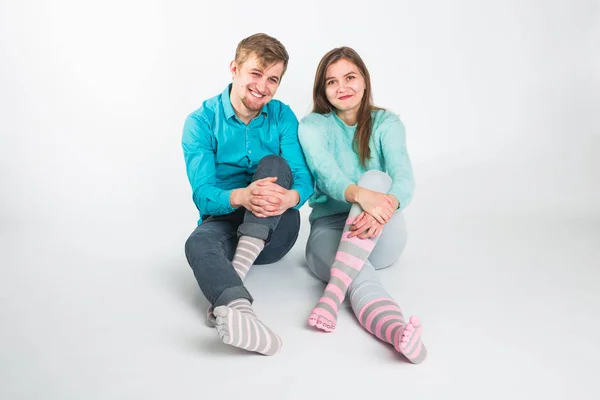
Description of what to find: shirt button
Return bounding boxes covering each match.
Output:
[248,150,252,154]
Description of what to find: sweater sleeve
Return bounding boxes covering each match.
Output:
[379,114,416,210]
[298,117,354,203]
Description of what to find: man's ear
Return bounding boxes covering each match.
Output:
[230,60,238,78]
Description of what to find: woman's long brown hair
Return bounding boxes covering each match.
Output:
[312,47,381,168]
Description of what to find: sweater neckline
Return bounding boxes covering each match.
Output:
[332,111,357,132]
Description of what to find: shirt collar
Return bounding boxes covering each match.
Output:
[221,84,269,122]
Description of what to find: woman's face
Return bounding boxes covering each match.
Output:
[324,58,366,115]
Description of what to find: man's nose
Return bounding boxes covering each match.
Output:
[256,79,267,93]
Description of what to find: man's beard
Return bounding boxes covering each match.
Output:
[241,94,266,112]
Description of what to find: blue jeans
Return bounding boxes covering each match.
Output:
[185,155,301,308]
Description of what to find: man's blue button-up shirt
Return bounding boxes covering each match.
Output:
[182,84,314,223]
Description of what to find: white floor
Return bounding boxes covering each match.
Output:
[1,157,599,400]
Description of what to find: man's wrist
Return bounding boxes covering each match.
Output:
[287,189,300,208]
[230,188,245,208]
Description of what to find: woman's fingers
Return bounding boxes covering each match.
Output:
[373,225,382,238]
[359,224,377,239]
[371,211,386,225]
[351,216,369,232]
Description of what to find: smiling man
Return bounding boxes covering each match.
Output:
[182,33,314,356]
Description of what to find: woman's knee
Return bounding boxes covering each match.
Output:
[357,170,392,193]
[305,233,337,282]
[369,242,406,270]
[369,214,408,269]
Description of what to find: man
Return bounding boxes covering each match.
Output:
[182,33,314,356]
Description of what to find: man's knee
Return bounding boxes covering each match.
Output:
[185,231,216,260]
[258,154,289,169]
[255,155,292,188]
[357,170,392,193]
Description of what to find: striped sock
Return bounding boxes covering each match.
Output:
[349,278,427,364]
[232,236,265,280]
[214,298,282,356]
[308,210,377,332]
[206,236,264,327]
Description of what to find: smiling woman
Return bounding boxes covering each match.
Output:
[298,47,426,364]
[323,59,367,125]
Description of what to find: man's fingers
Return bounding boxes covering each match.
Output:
[250,198,268,207]
[256,182,287,194]
[254,202,278,212]
[251,190,284,203]
[250,193,282,205]
[249,202,273,213]
[258,209,282,218]
[250,202,284,217]
[252,209,274,217]
[267,196,282,204]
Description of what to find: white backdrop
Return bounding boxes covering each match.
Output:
[1,1,600,399]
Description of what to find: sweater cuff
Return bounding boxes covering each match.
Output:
[334,181,354,203]
[389,187,411,211]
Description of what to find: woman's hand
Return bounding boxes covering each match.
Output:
[348,211,384,239]
[356,188,395,224]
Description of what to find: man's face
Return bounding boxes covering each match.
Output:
[230,53,284,113]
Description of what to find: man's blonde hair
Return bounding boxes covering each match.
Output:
[235,33,289,77]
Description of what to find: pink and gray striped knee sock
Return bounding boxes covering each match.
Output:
[307,209,377,332]
[348,278,427,364]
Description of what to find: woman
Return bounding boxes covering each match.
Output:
[298,47,426,363]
